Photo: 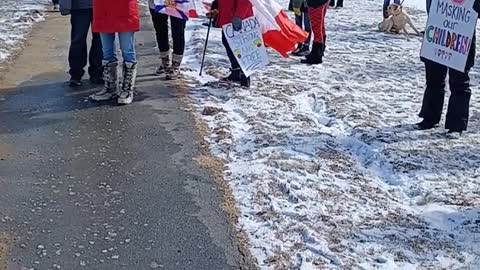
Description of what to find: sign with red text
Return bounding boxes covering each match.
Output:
[420,0,478,72]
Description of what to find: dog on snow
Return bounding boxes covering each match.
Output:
[378,3,420,36]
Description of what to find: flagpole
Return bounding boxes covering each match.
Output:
[199,16,213,76]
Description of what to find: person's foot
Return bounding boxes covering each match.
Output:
[68,79,82,87]
[446,129,462,139]
[117,90,133,105]
[240,75,250,88]
[222,69,241,82]
[89,77,104,85]
[301,56,323,65]
[416,120,438,130]
[292,45,310,56]
[90,89,117,101]
[165,67,181,80]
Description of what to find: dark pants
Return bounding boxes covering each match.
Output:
[419,60,471,131]
[52,0,59,4]
[150,10,186,55]
[68,9,103,80]
[222,33,248,77]
[330,0,343,7]
[295,11,312,46]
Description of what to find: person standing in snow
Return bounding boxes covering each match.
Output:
[212,0,254,88]
[59,0,103,87]
[301,0,329,64]
[289,0,312,56]
[149,0,187,80]
[417,0,480,135]
[90,0,139,105]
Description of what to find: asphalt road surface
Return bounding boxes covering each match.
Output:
[0,11,246,270]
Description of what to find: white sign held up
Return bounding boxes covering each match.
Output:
[223,16,269,77]
[420,0,478,72]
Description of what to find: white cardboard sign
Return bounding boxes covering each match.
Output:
[420,0,478,72]
[223,16,269,77]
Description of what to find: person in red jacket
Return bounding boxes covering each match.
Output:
[212,0,254,88]
[90,0,140,105]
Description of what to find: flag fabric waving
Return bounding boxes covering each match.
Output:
[153,0,191,20]
[249,0,308,57]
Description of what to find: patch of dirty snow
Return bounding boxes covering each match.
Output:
[0,0,49,64]
[183,0,480,269]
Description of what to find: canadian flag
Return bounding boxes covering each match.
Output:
[249,0,308,57]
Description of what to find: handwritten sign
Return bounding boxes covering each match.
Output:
[420,0,478,72]
[223,16,269,77]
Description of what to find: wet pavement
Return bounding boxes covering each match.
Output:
[0,12,242,270]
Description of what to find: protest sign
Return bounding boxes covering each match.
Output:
[420,0,478,72]
[153,0,190,20]
[223,16,269,77]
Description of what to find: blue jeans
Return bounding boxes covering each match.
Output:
[295,11,312,46]
[100,32,137,64]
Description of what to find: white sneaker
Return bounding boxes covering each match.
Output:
[90,89,117,101]
[117,90,133,105]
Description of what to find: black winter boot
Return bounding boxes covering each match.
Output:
[240,74,250,88]
[301,42,323,65]
[222,68,242,82]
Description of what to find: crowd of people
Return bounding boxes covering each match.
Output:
[53,0,478,135]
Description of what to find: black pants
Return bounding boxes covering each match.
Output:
[68,9,103,80]
[419,60,471,131]
[330,0,343,7]
[52,0,59,4]
[150,10,186,55]
[222,33,250,79]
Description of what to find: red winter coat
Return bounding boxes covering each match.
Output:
[92,0,140,33]
[216,0,254,28]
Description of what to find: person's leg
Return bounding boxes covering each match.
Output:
[336,0,343,7]
[52,0,59,5]
[150,10,171,73]
[292,13,307,55]
[86,8,103,82]
[167,16,187,80]
[222,33,240,70]
[68,9,91,84]
[445,69,471,132]
[329,0,335,7]
[302,4,327,64]
[91,33,118,101]
[118,32,137,105]
[118,32,136,64]
[418,60,448,128]
[303,11,312,46]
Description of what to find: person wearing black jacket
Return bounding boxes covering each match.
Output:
[417,0,479,135]
[301,0,329,64]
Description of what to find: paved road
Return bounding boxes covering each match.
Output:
[0,11,246,270]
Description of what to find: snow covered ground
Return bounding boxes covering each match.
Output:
[183,0,480,269]
[0,0,49,63]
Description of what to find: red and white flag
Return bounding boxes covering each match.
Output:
[249,0,308,57]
